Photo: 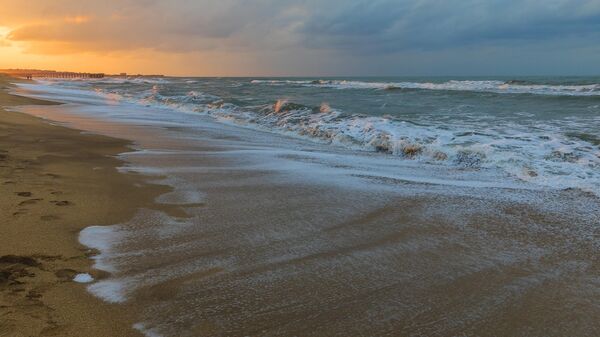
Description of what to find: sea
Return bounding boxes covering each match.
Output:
[23,76,600,194]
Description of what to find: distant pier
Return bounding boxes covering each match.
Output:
[2,69,163,80]
[23,71,104,79]
[1,69,104,80]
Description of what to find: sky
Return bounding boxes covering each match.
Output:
[1,0,599,76]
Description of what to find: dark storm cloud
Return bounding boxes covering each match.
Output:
[298,0,600,51]
[5,0,600,53]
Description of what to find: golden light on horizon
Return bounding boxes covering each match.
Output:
[0,26,11,45]
[64,16,91,24]
[2,0,594,77]
[0,1,296,76]
[0,26,26,67]
[0,18,227,76]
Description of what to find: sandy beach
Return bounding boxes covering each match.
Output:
[0,75,175,336]
[4,77,598,337]
[2,2,599,336]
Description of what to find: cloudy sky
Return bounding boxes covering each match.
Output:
[1,0,599,76]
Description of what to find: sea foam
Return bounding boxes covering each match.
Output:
[16,79,600,196]
[251,79,600,96]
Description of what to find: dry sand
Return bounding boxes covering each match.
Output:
[0,75,172,337]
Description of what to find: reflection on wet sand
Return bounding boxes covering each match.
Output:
[12,88,600,337]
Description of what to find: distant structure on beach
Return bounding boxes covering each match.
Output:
[1,69,165,80]
[0,69,105,79]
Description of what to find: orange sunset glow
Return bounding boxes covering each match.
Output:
[0,1,309,76]
[2,0,600,76]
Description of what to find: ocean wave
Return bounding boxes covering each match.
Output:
[139,86,221,109]
[74,83,600,195]
[251,79,600,96]
[178,98,598,193]
[39,77,172,86]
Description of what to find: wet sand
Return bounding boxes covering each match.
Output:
[0,76,173,337]
[6,78,600,337]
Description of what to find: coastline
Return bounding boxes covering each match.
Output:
[6,77,600,337]
[0,75,172,336]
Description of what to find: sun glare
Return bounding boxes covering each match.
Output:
[0,26,14,49]
[64,16,91,24]
[0,26,11,37]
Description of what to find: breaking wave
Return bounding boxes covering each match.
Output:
[251,79,600,96]
[37,78,600,195]
[107,84,600,194]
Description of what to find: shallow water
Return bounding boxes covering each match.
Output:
[11,79,600,337]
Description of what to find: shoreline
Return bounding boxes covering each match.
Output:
[0,75,174,336]
[6,77,600,336]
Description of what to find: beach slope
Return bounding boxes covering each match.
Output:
[0,75,168,337]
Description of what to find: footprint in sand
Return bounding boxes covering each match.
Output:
[50,191,63,195]
[26,290,42,299]
[18,198,42,206]
[0,255,40,267]
[0,256,40,292]
[16,192,32,197]
[40,215,60,221]
[54,269,77,281]
[50,200,73,206]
